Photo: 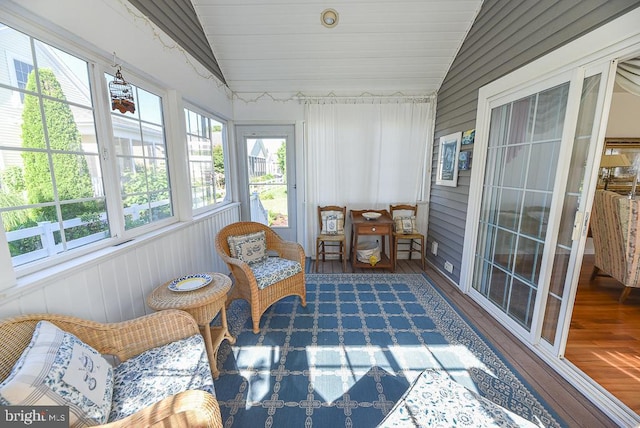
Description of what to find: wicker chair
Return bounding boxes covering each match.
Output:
[0,310,222,428]
[215,221,306,333]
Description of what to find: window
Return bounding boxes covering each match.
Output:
[185,107,228,212]
[13,59,33,102]
[0,24,107,267]
[0,22,176,270]
[106,74,172,230]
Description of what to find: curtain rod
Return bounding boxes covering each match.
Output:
[298,94,435,104]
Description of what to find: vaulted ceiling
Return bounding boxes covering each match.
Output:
[128,0,483,96]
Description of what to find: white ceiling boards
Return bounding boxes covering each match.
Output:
[191,0,483,95]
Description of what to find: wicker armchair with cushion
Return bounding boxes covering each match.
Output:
[0,310,222,428]
[215,221,306,334]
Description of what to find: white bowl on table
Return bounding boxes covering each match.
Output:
[362,212,382,220]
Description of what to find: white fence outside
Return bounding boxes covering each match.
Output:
[249,192,269,225]
[6,200,169,266]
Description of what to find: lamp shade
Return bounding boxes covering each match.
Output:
[600,154,631,168]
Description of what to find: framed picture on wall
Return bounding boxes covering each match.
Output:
[436,132,462,187]
[459,150,471,170]
[461,129,475,145]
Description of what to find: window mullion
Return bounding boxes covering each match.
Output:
[91,63,125,240]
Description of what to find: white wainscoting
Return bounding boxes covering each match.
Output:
[0,204,240,323]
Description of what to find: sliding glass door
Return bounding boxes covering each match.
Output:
[472,82,569,332]
[466,65,612,352]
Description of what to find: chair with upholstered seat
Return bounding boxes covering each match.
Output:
[215,221,306,333]
[389,204,425,270]
[590,189,640,302]
[316,205,347,272]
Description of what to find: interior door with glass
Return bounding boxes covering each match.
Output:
[466,65,612,352]
[235,125,297,242]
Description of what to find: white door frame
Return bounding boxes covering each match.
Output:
[235,124,298,242]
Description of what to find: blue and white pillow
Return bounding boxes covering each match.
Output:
[0,320,114,427]
[321,211,344,235]
[394,215,418,234]
[227,231,268,264]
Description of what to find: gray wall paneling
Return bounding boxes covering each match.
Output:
[428,0,640,283]
[126,0,226,84]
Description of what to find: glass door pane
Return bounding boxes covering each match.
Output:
[542,74,602,346]
[473,83,570,331]
[246,137,289,227]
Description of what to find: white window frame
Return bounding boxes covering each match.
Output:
[98,69,177,239]
[0,17,182,281]
[183,103,232,216]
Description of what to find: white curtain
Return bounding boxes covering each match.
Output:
[303,98,434,256]
[616,57,640,96]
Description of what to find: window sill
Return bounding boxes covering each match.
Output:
[1,202,240,301]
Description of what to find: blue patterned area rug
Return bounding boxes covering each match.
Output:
[213,273,564,427]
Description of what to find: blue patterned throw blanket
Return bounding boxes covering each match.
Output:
[213,273,563,427]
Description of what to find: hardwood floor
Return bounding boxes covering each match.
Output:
[310,258,618,427]
[565,254,640,415]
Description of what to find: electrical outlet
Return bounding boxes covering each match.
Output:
[444,261,453,273]
[431,241,438,255]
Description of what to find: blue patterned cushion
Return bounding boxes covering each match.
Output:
[227,231,268,264]
[0,320,114,426]
[108,334,215,422]
[377,369,538,427]
[250,257,302,289]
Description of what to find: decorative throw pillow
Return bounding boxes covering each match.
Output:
[0,320,114,427]
[394,216,418,234]
[321,211,344,235]
[227,230,268,264]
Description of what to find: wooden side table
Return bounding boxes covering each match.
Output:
[350,209,395,271]
[146,272,235,378]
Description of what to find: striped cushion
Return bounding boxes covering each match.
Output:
[0,321,114,426]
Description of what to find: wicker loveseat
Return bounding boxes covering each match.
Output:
[0,310,222,428]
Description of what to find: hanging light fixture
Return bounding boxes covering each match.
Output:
[321,8,339,28]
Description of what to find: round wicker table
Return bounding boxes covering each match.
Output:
[146,272,235,378]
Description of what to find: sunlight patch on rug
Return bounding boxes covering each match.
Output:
[213,273,563,427]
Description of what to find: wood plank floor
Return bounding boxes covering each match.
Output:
[565,254,640,415]
[310,258,618,427]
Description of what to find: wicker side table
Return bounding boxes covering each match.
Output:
[146,272,235,378]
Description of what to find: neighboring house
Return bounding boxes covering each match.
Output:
[247,139,282,178]
[247,139,267,178]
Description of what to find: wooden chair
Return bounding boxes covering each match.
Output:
[316,205,347,272]
[215,221,306,333]
[0,310,222,428]
[389,204,425,270]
